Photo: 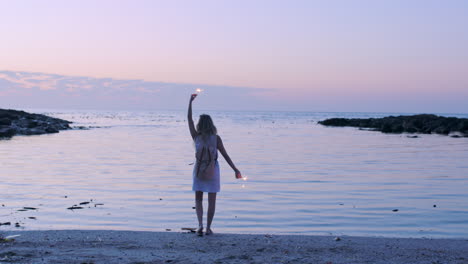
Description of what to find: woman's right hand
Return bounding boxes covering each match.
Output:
[190,94,197,102]
[235,169,242,179]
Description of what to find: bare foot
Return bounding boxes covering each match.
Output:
[205,228,213,235]
[196,227,203,236]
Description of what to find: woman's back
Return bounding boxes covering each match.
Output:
[193,134,219,185]
[194,134,218,161]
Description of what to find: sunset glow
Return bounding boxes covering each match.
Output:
[0,0,467,112]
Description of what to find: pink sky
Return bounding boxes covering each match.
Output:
[1,0,467,112]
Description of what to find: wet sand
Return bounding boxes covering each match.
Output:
[1,230,467,263]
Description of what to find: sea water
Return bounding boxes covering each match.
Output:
[1,110,467,238]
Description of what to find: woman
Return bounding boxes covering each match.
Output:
[188,94,242,236]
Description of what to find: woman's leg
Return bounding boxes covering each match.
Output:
[195,191,203,232]
[206,192,217,234]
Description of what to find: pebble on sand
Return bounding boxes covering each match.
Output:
[181,228,196,233]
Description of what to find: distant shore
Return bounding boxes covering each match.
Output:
[319,114,468,137]
[0,109,71,139]
[1,230,467,263]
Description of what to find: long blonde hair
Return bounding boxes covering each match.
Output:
[196,114,217,136]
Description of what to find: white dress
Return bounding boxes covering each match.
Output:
[192,134,220,193]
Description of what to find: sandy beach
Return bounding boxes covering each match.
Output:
[0,230,466,264]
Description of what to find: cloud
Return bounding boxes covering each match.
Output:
[0,70,275,110]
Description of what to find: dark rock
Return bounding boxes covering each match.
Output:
[0,109,72,139]
[22,128,46,135]
[45,127,59,133]
[381,123,393,133]
[0,117,12,126]
[318,114,468,136]
[27,121,39,128]
[67,206,84,210]
[0,127,16,138]
[319,118,350,126]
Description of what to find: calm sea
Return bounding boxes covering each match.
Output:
[1,110,468,238]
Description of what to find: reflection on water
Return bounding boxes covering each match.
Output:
[1,110,468,238]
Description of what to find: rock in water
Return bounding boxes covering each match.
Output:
[67,206,84,210]
[0,117,12,125]
[318,114,468,136]
[0,109,72,139]
[0,127,16,137]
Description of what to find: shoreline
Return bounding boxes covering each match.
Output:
[1,230,467,263]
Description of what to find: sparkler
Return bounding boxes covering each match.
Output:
[192,88,203,98]
[241,176,247,189]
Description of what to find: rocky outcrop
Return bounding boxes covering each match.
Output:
[318,114,468,136]
[0,109,72,139]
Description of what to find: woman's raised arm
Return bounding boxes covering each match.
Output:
[188,94,197,140]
